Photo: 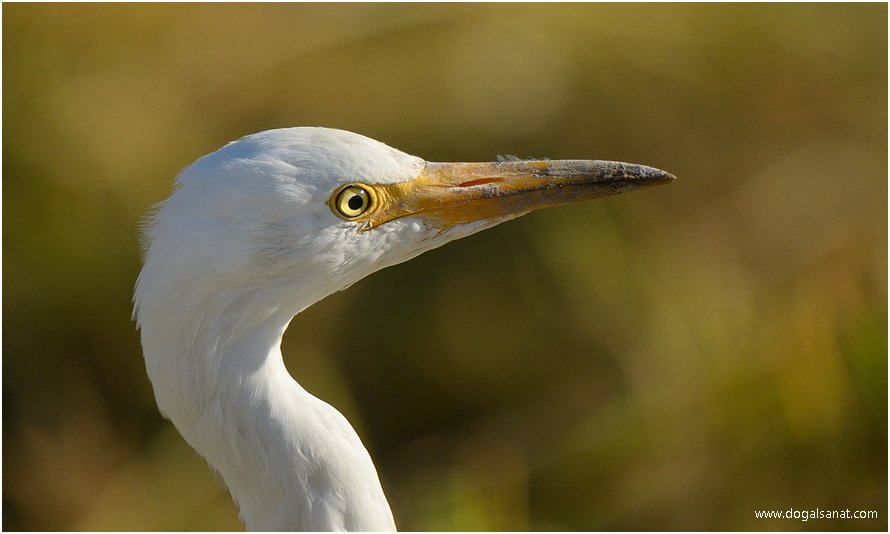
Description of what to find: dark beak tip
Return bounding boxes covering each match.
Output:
[649,169,677,185]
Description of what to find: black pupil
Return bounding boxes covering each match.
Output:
[347,194,364,211]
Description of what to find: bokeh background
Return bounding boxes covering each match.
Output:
[3,3,886,531]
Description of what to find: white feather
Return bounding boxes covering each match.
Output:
[133,126,675,531]
[133,128,501,531]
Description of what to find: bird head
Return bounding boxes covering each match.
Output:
[134,127,673,373]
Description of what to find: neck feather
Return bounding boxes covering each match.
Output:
[138,300,396,531]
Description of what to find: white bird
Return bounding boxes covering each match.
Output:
[133,127,674,531]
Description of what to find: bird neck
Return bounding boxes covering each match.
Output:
[143,307,395,531]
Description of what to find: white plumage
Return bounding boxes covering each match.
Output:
[134,127,673,531]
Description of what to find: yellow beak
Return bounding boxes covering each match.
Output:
[334,159,675,230]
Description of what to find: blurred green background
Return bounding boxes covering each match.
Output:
[3,3,887,531]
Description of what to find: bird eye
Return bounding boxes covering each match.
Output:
[332,184,374,219]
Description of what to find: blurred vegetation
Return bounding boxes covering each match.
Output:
[3,3,886,531]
